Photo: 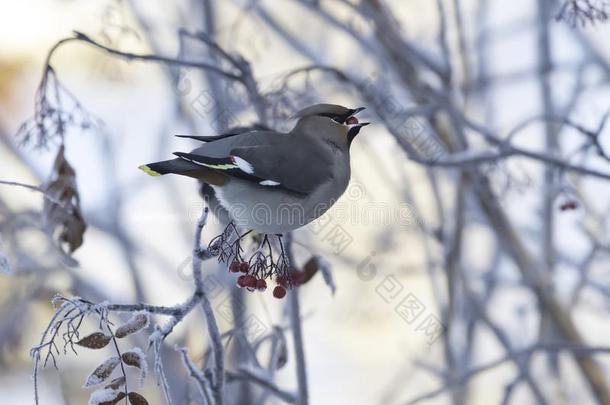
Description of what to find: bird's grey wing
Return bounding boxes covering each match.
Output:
[174,133,333,195]
[230,138,334,195]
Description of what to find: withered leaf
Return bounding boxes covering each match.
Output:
[76,332,112,349]
[302,256,336,294]
[121,348,148,386]
[115,312,149,338]
[89,388,126,405]
[301,257,319,284]
[105,376,126,390]
[84,356,120,387]
[121,351,142,368]
[43,145,87,255]
[128,392,149,405]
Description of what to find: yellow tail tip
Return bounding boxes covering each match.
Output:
[139,164,161,176]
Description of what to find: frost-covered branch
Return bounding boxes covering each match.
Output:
[30,206,228,404]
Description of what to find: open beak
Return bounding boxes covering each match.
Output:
[345,107,370,127]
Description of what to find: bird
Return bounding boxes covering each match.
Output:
[139,103,370,234]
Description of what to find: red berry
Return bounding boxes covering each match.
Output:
[237,275,247,288]
[276,275,287,287]
[244,275,257,289]
[239,262,249,273]
[229,262,240,273]
[256,279,267,291]
[273,285,287,299]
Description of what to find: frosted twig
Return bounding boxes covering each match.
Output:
[176,346,214,405]
[150,330,173,405]
[193,207,225,404]
[284,233,309,405]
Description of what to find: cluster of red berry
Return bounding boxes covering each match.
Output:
[229,261,290,299]
[272,271,306,298]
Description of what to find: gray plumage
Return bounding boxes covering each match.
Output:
[140,103,369,233]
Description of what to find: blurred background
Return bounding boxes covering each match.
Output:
[1,0,610,404]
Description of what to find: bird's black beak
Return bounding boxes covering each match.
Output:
[348,122,370,133]
[347,119,370,146]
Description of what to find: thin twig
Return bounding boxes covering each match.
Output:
[71,31,241,81]
[403,343,610,405]
[193,208,225,405]
[284,233,309,405]
[0,179,65,208]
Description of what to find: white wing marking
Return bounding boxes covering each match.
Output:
[230,156,254,174]
[259,180,281,186]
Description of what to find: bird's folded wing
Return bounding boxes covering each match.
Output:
[231,144,333,194]
[174,142,333,195]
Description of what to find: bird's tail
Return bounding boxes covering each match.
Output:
[138,158,198,176]
[138,158,228,185]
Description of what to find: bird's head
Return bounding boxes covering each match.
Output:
[291,103,370,149]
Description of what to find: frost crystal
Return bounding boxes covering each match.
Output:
[88,388,124,405]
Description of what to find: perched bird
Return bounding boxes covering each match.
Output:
[139,104,369,234]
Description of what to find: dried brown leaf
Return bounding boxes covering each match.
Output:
[128,392,149,405]
[121,352,141,368]
[115,312,149,338]
[105,376,126,390]
[300,256,336,294]
[43,145,87,254]
[301,257,319,284]
[84,356,120,387]
[76,332,112,349]
[121,348,148,386]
